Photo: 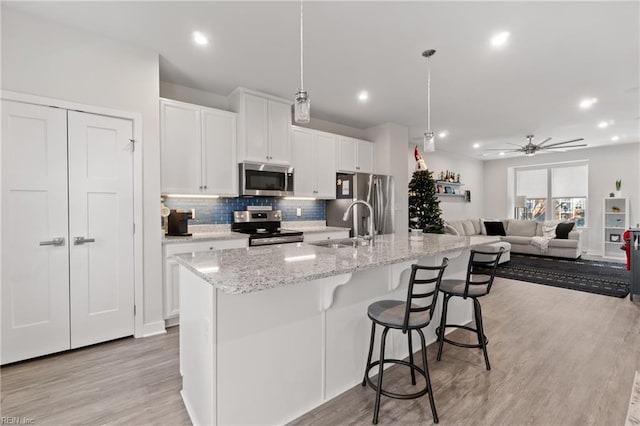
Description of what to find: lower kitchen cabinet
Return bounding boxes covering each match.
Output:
[163,238,248,325]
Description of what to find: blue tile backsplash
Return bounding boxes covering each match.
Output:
[163,197,326,224]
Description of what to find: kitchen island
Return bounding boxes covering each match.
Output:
[175,233,497,425]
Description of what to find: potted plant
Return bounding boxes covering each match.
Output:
[615,179,622,198]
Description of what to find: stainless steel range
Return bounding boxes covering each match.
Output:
[231,210,303,246]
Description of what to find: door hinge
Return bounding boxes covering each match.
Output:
[134,305,137,316]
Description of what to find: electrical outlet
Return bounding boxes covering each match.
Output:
[296,208,302,217]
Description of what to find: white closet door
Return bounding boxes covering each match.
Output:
[1,100,70,364]
[68,111,134,348]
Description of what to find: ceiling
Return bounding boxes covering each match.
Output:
[5,1,639,159]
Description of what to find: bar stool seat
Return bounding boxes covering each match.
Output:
[362,260,449,424]
[438,279,488,297]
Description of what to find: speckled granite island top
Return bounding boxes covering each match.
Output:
[173,233,483,295]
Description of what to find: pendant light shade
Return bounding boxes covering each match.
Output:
[422,49,436,153]
[294,0,310,123]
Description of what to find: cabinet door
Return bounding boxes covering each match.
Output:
[338,136,357,172]
[314,132,337,199]
[160,100,202,193]
[356,139,373,174]
[202,108,238,196]
[242,94,269,163]
[292,128,315,197]
[1,101,71,364]
[68,111,135,349]
[267,100,292,165]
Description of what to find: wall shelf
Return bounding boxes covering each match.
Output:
[435,181,466,201]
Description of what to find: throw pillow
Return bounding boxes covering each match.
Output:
[506,220,538,237]
[462,220,476,236]
[555,222,575,239]
[444,224,459,236]
[542,221,559,238]
[484,221,506,236]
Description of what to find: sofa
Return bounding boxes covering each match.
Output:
[444,218,583,260]
[443,219,512,264]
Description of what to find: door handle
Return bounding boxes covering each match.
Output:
[39,237,65,246]
[74,236,96,245]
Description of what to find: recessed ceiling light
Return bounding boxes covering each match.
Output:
[473,143,480,149]
[597,120,614,129]
[193,31,209,46]
[611,135,620,141]
[499,152,505,156]
[357,91,369,102]
[579,97,598,109]
[490,31,510,48]
[438,131,448,138]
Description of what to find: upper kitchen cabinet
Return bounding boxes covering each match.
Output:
[292,127,336,199]
[228,88,292,165]
[160,99,237,196]
[337,136,373,174]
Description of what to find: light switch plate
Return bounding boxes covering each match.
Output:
[296,208,302,217]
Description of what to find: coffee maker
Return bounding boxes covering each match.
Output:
[167,209,194,236]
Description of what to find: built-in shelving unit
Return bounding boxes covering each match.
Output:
[435,181,466,201]
[603,197,629,260]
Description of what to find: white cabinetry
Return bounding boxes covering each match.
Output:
[163,238,248,324]
[292,127,337,199]
[160,98,237,195]
[2,100,135,364]
[303,230,350,242]
[603,197,629,260]
[337,136,373,173]
[229,88,292,165]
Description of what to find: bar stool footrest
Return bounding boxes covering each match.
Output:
[437,324,489,349]
[364,359,429,400]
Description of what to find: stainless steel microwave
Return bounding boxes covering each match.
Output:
[239,162,294,196]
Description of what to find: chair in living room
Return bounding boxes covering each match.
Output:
[436,248,504,370]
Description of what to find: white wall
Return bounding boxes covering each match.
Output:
[1,7,164,334]
[483,143,640,255]
[407,148,485,221]
[160,81,229,110]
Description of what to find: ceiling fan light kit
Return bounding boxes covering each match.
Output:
[486,134,586,157]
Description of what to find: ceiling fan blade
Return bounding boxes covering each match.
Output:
[507,143,524,148]
[536,137,552,146]
[485,148,522,152]
[542,138,585,148]
[543,144,587,149]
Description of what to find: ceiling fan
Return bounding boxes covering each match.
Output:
[486,134,586,156]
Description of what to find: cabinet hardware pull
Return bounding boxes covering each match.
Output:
[74,237,96,245]
[39,237,65,246]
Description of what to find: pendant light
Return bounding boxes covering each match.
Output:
[422,49,436,152]
[294,0,310,123]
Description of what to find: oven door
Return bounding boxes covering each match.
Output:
[240,162,294,196]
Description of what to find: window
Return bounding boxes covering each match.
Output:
[515,163,588,227]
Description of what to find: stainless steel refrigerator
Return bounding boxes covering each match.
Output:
[326,173,395,237]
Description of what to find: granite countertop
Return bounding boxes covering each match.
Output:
[163,231,248,245]
[287,225,350,234]
[174,233,488,295]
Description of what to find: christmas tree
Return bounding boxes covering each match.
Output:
[409,146,444,233]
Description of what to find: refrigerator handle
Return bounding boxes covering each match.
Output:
[376,179,384,233]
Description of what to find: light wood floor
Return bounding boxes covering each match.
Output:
[2,278,639,425]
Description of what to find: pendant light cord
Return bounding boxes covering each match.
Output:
[300,0,304,91]
[426,55,431,134]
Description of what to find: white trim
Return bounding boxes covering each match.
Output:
[1,89,150,339]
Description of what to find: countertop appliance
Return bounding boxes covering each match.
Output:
[326,173,395,237]
[239,162,294,197]
[232,210,303,246]
[167,209,194,236]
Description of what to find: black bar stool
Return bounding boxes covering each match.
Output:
[362,259,449,424]
[436,248,504,370]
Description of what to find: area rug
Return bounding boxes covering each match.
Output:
[626,371,640,426]
[495,254,630,298]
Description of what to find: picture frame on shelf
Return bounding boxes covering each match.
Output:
[609,233,621,242]
[437,185,444,193]
[444,186,453,194]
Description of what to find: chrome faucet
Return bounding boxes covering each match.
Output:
[342,200,375,246]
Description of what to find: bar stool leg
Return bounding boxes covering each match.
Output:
[473,298,491,371]
[373,327,389,425]
[407,330,416,385]
[362,322,376,387]
[418,329,439,424]
[436,294,450,361]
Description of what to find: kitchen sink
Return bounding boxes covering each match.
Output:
[309,238,371,249]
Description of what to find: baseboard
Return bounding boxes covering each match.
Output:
[139,320,166,338]
[165,316,180,328]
